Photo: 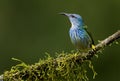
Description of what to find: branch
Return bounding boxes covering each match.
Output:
[0,75,3,81]
[2,30,120,81]
[86,30,120,59]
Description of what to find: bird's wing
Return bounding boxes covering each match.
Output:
[84,27,94,45]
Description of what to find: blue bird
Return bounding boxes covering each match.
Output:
[60,12,94,51]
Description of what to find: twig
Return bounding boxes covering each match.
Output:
[87,30,120,59]
[0,75,3,81]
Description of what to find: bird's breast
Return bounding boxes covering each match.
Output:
[69,27,91,50]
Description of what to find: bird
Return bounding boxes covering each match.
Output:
[60,12,95,52]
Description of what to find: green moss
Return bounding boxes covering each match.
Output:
[4,52,97,81]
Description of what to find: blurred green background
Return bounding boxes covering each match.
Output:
[0,0,120,81]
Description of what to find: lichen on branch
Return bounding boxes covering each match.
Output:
[2,30,120,81]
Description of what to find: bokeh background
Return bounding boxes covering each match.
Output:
[0,0,120,81]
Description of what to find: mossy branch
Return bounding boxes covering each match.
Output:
[1,30,120,81]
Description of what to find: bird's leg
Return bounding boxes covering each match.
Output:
[92,44,96,51]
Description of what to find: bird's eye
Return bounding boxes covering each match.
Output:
[71,15,75,18]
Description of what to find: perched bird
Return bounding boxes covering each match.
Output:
[60,12,94,51]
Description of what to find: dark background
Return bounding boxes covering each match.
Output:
[0,0,120,81]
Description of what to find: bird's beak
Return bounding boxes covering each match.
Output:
[59,12,69,17]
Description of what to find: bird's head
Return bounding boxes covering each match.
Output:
[60,12,84,27]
